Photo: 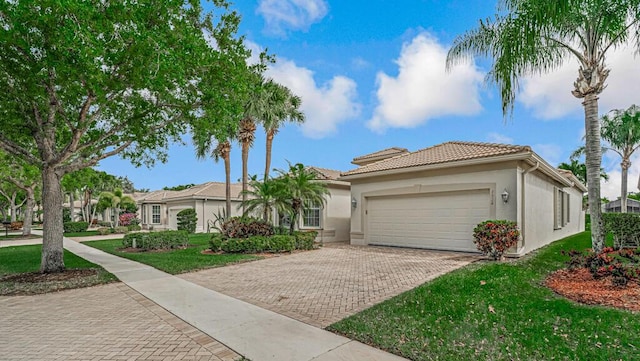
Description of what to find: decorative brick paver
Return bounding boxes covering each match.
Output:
[180,243,478,328]
[0,283,241,361]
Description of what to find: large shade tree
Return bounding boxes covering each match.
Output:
[0,152,39,235]
[0,0,248,272]
[600,104,640,213]
[446,0,640,252]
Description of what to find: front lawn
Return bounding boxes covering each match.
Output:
[84,233,259,274]
[329,232,640,360]
[0,244,116,295]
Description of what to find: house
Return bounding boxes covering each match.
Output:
[136,182,244,232]
[340,141,587,257]
[298,166,351,243]
[604,198,640,213]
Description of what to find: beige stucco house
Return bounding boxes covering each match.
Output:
[136,182,244,232]
[340,142,586,257]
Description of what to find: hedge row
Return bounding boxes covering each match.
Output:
[122,230,188,251]
[602,213,640,249]
[63,221,89,233]
[210,231,317,254]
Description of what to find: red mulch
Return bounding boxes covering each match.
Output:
[545,268,640,312]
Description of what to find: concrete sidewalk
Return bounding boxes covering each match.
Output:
[63,238,408,361]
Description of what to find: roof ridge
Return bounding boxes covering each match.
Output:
[353,146,409,160]
[446,140,531,151]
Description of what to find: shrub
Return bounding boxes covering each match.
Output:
[602,213,640,249]
[63,221,89,233]
[177,208,197,233]
[97,227,112,235]
[209,234,297,253]
[97,220,112,227]
[220,217,274,239]
[564,247,640,287]
[123,230,188,250]
[127,224,142,232]
[113,226,129,234]
[294,231,317,250]
[119,213,139,227]
[472,220,520,260]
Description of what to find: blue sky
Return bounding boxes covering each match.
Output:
[97,0,640,199]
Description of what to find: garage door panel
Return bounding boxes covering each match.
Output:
[366,190,490,252]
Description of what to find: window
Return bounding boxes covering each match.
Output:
[554,188,570,229]
[142,205,147,224]
[302,201,321,228]
[152,205,161,224]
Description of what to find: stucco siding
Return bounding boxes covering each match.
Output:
[318,186,351,242]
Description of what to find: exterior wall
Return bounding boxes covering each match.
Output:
[308,184,351,243]
[200,199,243,233]
[349,162,519,246]
[521,170,585,255]
[139,203,170,230]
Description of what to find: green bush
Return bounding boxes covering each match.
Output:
[294,231,317,250]
[220,217,274,239]
[602,213,640,249]
[113,226,129,234]
[97,227,112,235]
[63,221,89,233]
[123,230,188,250]
[209,234,297,253]
[177,208,197,233]
[97,220,112,227]
[127,224,142,232]
[472,220,520,260]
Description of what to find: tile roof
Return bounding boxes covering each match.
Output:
[137,183,243,202]
[342,141,531,177]
[307,166,343,181]
[351,147,409,163]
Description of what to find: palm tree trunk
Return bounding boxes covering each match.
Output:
[583,93,604,252]
[621,159,630,213]
[264,129,275,181]
[224,151,231,217]
[41,166,65,273]
[242,140,249,215]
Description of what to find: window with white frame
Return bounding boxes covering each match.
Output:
[554,188,570,229]
[142,205,147,224]
[152,205,161,224]
[302,201,321,228]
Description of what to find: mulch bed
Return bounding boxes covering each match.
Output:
[0,268,99,283]
[0,269,112,296]
[545,268,640,312]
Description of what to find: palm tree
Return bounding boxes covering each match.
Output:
[97,189,135,227]
[558,158,609,186]
[275,163,330,234]
[601,104,640,213]
[240,175,288,221]
[262,82,305,181]
[446,0,640,252]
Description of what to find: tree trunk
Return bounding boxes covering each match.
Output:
[242,140,249,215]
[264,129,275,181]
[224,152,231,217]
[583,93,604,252]
[621,159,630,213]
[21,186,35,236]
[69,191,75,221]
[41,166,65,273]
[10,199,17,222]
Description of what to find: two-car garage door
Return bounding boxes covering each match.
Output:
[366,189,491,252]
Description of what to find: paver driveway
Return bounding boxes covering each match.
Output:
[0,283,240,361]
[180,243,478,328]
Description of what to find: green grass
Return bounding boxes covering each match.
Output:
[0,244,117,295]
[63,230,101,237]
[84,233,259,274]
[329,232,640,361]
[0,233,41,240]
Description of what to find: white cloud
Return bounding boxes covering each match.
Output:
[351,57,372,70]
[257,0,328,35]
[244,39,262,65]
[532,143,563,166]
[519,43,640,120]
[367,32,484,132]
[266,59,361,138]
[487,132,514,144]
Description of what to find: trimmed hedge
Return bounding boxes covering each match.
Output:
[602,212,640,249]
[63,221,89,233]
[210,233,316,253]
[127,224,142,232]
[113,226,129,234]
[177,208,197,233]
[294,231,317,250]
[123,230,188,250]
[220,217,274,239]
[97,227,112,235]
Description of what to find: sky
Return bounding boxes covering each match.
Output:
[97,0,640,200]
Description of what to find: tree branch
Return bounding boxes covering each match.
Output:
[0,134,39,164]
[60,140,135,175]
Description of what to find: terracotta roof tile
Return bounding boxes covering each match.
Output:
[307,166,343,181]
[352,147,409,163]
[342,141,530,176]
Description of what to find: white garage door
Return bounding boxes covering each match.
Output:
[366,189,491,252]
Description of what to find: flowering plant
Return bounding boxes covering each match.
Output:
[472,220,520,260]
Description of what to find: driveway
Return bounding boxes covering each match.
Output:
[180,243,478,328]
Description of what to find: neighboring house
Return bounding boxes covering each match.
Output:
[136,183,244,232]
[340,141,586,257]
[295,166,351,243]
[604,198,640,213]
